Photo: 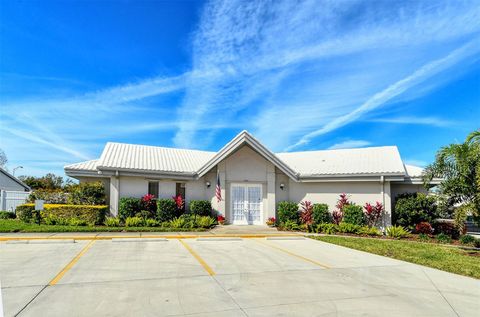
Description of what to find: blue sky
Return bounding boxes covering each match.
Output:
[0,0,479,177]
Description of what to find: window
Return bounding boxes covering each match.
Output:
[148,181,159,198]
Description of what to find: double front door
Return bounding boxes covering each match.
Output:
[231,184,262,225]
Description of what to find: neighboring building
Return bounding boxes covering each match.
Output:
[65,131,438,226]
[0,167,31,212]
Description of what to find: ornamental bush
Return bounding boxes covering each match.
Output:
[433,220,459,239]
[415,222,433,234]
[386,225,410,239]
[189,200,212,217]
[277,201,299,224]
[316,223,338,235]
[118,198,141,221]
[68,181,106,205]
[338,222,361,234]
[0,211,15,219]
[312,203,330,225]
[125,216,144,227]
[157,198,177,222]
[342,204,365,226]
[393,193,439,230]
[16,203,107,225]
[459,234,475,246]
[28,189,69,204]
[105,217,120,227]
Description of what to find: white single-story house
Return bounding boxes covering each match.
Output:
[65,131,437,226]
[0,167,31,212]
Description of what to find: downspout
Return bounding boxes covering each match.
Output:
[380,175,385,231]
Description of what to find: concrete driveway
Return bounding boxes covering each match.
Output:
[1,237,479,316]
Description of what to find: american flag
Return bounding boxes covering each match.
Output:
[215,173,222,202]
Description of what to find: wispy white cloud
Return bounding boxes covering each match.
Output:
[369,116,455,127]
[328,140,372,150]
[285,39,480,150]
[1,0,479,176]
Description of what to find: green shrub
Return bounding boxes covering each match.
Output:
[189,200,212,217]
[277,201,299,224]
[433,220,459,239]
[68,181,106,205]
[281,220,301,231]
[338,222,361,234]
[436,233,452,244]
[474,239,480,248]
[393,193,438,230]
[357,226,382,236]
[145,218,160,227]
[196,216,216,229]
[316,223,338,235]
[459,234,475,245]
[169,217,186,229]
[105,217,120,227]
[0,211,15,219]
[36,204,107,225]
[68,218,87,226]
[119,198,141,221]
[43,214,59,225]
[16,205,41,224]
[312,203,330,225]
[28,189,69,204]
[386,225,410,239]
[125,216,144,227]
[342,204,365,226]
[418,233,431,242]
[157,199,178,222]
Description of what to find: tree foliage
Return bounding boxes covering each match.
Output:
[18,173,71,190]
[0,148,7,168]
[423,130,480,225]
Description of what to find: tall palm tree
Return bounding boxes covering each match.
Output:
[424,130,480,224]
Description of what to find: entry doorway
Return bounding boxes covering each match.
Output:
[230,184,262,225]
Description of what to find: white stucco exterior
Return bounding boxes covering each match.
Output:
[66,130,437,226]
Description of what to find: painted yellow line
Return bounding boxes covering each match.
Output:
[0,233,300,241]
[178,239,216,276]
[254,239,330,269]
[49,240,96,286]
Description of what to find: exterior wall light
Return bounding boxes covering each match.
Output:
[280,183,285,190]
[205,181,211,188]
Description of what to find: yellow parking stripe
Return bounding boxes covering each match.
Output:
[255,239,330,269]
[178,239,216,276]
[49,240,96,286]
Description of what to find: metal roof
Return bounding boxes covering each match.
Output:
[65,131,417,180]
[64,159,99,171]
[404,164,424,178]
[96,142,215,173]
[276,146,405,176]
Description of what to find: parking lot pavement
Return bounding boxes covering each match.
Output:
[1,238,479,317]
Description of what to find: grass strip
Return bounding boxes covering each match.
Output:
[310,235,480,279]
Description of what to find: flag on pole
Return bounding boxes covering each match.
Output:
[215,173,222,202]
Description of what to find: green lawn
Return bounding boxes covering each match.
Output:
[311,235,480,279]
[0,219,207,233]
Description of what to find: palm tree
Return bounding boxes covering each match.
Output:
[423,130,480,225]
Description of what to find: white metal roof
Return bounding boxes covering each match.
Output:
[276,146,405,176]
[96,142,215,173]
[64,159,99,171]
[404,164,424,178]
[65,131,414,179]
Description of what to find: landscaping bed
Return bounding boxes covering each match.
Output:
[310,235,480,279]
[0,219,207,233]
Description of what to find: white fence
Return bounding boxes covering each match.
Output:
[0,190,30,213]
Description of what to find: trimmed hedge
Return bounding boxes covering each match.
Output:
[342,204,365,225]
[0,211,16,219]
[394,193,438,230]
[157,198,177,222]
[118,198,141,221]
[312,203,330,225]
[16,204,107,225]
[277,201,299,224]
[189,200,212,217]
